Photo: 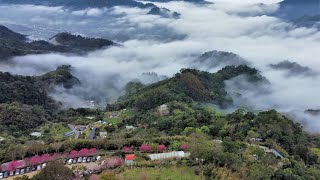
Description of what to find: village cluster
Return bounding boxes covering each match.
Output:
[0,148,100,179]
[0,145,190,179]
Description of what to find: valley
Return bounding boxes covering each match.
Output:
[0,0,320,180]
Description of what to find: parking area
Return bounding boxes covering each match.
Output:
[3,161,101,180]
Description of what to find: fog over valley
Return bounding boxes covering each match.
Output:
[1,0,320,132]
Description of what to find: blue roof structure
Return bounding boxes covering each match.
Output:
[89,127,96,140]
[64,131,75,137]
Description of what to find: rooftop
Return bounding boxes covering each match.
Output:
[125,154,135,161]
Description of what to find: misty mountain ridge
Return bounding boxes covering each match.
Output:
[148,7,181,19]
[50,32,115,52]
[277,0,320,19]
[292,14,320,29]
[0,25,115,61]
[141,0,205,2]
[305,109,320,116]
[107,65,266,111]
[0,0,155,10]
[0,0,182,18]
[0,25,26,41]
[269,60,318,77]
[191,50,249,71]
[0,65,79,110]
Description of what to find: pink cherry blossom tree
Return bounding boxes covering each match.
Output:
[102,157,124,169]
[79,148,90,157]
[51,153,61,160]
[7,161,21,172]
[181,144,188,151]
[139,144,153,153]
[30,155,42,166]
[122,146,133,153]
[68,150,79,158]
[40,153,51,163]
[89,174,99,180]
[158,145,167,152]
[89,148,97,156]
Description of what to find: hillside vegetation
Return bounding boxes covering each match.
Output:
[0,25,114,61]
[108,65,266,111]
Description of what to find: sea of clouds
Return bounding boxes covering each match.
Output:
[0,0,319,131]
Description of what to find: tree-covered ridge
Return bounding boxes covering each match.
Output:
[39,65,80,89]
[0,71,55,109]
[0,0,156,9]
[50,33,115,52]
[108,65,266,111]
[0,26,67,60]
[0,102,48,136]
[0,65,80,136]
[0,25,115,61]
[193,50,248,70]
[0,25,26,41]
[0,65,79,109]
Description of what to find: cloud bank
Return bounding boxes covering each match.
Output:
[1,1,320,131]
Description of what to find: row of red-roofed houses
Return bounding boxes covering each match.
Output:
[1,143,190,179]
[0,148,98,179]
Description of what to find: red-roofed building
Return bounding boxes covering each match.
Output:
[125,154,135,165]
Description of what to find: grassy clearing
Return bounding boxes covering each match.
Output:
[40,123,70,141]
[115,166,204,180]
[107,117,121,125]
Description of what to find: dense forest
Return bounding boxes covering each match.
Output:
[108,65,266,111]
[0,65,81,136]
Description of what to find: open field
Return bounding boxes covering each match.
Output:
[115,166,204,180]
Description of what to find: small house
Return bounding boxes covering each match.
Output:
[125,154,135,165]
[213,140,223,144]
[30,132,42,138]
[0,136,5,142]
[126,126,136,131]
[250,138,264,142]
[159,104,169,116]
[99,132,108,138]
[78,127,86,132]
[64,131,75,138]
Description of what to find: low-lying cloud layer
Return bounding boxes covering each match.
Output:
[1,0,320,132]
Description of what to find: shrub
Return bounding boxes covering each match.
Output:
[158,145,167,152]
[139,144,153,153]
[102,157,124,169]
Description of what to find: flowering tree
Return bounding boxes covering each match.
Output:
[40,154,51,163]
[158,145,167,152]
[122,146,133,153]
[51,153,61,160]
[139,144,153,153]
[181,144,188,151]
[30,155,42,166]
[89,148,97,156]
[89,174,99,180]
[68,150,79,158]
[102,157,124,169]
[7,161,21,172]
[79,148,90,157]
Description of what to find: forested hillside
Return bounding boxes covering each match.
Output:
[0,65,80,136]
[0,25,115,61]
[108,65,266,111]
